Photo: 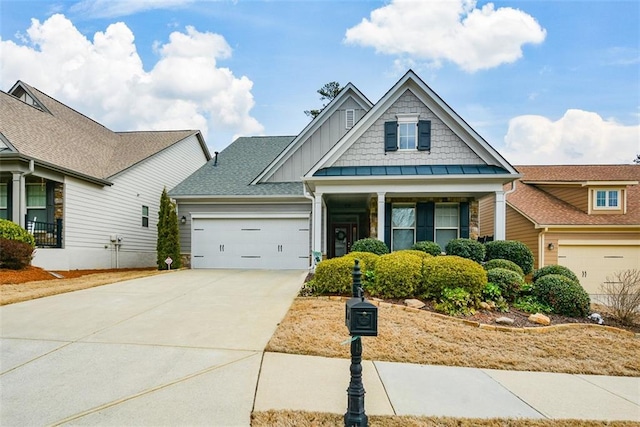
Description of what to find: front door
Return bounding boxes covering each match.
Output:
[331,223,358,258]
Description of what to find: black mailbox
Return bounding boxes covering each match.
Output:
[345,297,378,337]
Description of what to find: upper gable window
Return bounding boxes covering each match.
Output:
[594,189,620,209]
[346,109,355,129]
[385,116,431,152]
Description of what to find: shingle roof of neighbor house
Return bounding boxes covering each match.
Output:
[508,165,640,226]
[169,136,303,197]
[0,81,203,182]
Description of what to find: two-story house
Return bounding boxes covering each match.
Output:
[170,70,520,270]
[479,165,640,296]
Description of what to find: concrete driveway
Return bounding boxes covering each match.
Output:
[0,269,305,426]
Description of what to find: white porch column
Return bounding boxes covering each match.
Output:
[494,190,506,240]
[11,172,23,227]
[377,192,386,242]
[313,192,323,254]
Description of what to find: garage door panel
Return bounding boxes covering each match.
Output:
[191,217,309,270]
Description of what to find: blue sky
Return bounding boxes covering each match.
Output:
[1,0,638,164]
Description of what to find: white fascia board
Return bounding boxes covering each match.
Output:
[191,212,311,219]
[171,194,307,202]
[312,180,507,195]
[251,84,373,185]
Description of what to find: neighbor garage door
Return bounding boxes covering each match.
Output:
[191,215,310,269]
[558,244,640,294]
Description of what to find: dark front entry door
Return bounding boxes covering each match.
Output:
[331,223,358,258]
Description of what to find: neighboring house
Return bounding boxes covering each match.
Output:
[479,165,640,296]
[0,81,210,270]
[170,70,520,270]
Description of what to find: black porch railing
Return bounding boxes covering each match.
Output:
[26,218,63,248]
[477,235,494,243]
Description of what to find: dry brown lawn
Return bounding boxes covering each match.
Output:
[266,298,640,377]
[252,410,638,427]
[0,269,165,305]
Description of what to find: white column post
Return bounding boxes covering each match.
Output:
[313,192,323,254]
[377,192,386,242]
[494,190,506,241]
[12,172,23,227]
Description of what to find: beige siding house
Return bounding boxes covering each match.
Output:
[0,81,211,270]
[171,70,520,269]
[479,165,640,296]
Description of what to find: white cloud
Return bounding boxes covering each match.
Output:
[502,109,640,165]
[0,14,263,149]
[344,0,546,72]
[70,0,195,18]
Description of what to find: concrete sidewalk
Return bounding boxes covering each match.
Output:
[255,352,640,422]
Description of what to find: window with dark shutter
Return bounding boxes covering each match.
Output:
[417,120,431,151]
[384,121,398,152]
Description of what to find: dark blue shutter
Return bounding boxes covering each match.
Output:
[416,202,427,242]
[417,120,431,151]
[6,180,13,221]
[460,202,470,238]
[425,202,435,241]
[384,202,392,249]
[384,121,398,152]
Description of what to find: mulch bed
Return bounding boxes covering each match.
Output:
[0,266,156,285]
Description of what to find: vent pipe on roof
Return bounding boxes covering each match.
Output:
[214,151,219,166]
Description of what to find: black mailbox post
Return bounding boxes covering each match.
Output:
[344,260,377,427]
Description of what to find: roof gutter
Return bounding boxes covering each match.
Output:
[0,153,112,186]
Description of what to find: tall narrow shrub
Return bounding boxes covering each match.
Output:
[157,188,181,269]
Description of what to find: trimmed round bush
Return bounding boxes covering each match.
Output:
[411,241,442,256]
[533,265,579,283]
[486,267,525,302]
[350,238,389,255]
[445,238,486,264]
[311,257,355,295]
[0,219,35,247]
[484,259,524,277]
[484,240,534,275]
[420,255,487,300]
[0,238,34,270]
[370,251,423,298]
[343,251,379,273]
[397,249,433,262]
[532,274,590,317]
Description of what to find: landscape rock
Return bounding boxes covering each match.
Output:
[528,313,551,326]
[495,316,515,325]
[479,302,492,310]
[404,299,426,309]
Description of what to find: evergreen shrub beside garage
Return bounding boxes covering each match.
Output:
[485,240,534,275]
[484,259,524,277]
[532,264,579,283]
[532,274,590,317]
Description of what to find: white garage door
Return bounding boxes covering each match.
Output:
[191,215,310,269]
[558,245,640,294]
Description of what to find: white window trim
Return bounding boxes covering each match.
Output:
[435,203,459,248]
[142,205,149,228]
[593,188,621,210]
[26,183,46,209]
[0,183,7,209]
[345,109,355,129]
[391,203,416,251]
[396,114,419,151]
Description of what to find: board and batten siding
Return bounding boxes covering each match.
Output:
[267,98,366,183]
[39,134,208,270]
[334,90,483,167]
[177,202,312,255]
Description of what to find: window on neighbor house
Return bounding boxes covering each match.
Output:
[346,109,355,129]
[142,205,149,227]
[0,183,7,219]
[594,189,620,209]
[392,204,415,251]
[435,204,459,250]
[26,183,46,222]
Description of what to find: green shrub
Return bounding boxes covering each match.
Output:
[370,252,423,298]
[484,240,534,275]
[0,219,35,247]
[411,241,442,256]
[484,259,524,277]
[344,251,380,291]
[350,238,389,255]
[532,274,590,317]
[513,295,553,314]
[532,265,579,283]
[420,255,487,300]
[434,287,475,316]
[445,238,486,264]
[397,249,433,262]
[0,238,34,270]
[310,257,355,295]
[486,267,525,302]
[482,282,502,301]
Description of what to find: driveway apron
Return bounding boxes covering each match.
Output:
[0,269,305,426]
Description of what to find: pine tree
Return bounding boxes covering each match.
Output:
[156,188,182,269]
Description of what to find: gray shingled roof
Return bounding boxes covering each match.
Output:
[0,82,200,181]
[169,136,303,196]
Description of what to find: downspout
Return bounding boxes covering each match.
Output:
[502,179,517,240]
[303,183,315,271]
